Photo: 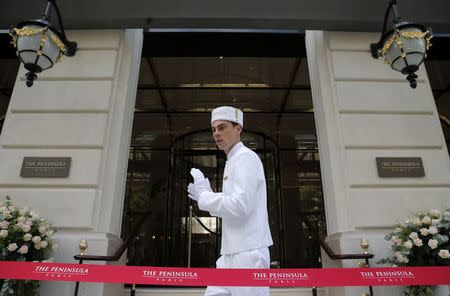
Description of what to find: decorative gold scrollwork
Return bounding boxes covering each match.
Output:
[9,27,45,47]
[378,29,432,58]
[9,26,67,58]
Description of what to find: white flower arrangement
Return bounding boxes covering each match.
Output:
[0,196,57,296]
[379,208,450,296]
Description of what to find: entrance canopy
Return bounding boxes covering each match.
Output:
[1,0,450,33]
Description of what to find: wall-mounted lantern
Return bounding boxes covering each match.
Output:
[370,0,432,88]
[9,0,77,87]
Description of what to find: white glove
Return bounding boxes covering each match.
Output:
[187,178,212,201]
[190,168,206,184]
[187,183,198,201]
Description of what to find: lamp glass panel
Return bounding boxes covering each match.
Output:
[36,54,52,70]
[40,31,61,68]
[405,52,424,67]
[19,51,38,65]
[384,33,403,71]
[32,33,61,70]
[16,32,41,53]
[391,56,407,72]
[399,28,426,57]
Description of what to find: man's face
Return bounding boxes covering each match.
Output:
[211,120,241,154]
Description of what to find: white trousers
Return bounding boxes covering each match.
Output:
[204,247,270,296]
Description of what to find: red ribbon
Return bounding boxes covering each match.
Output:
[0,261,449,287]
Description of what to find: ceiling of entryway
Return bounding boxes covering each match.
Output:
[131,32,315,149]
[1,0,450,33]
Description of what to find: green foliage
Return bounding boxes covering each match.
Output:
[379,208,450,295]
[402,285,433,296]
[0,196,57,295]
[0,279,39,296]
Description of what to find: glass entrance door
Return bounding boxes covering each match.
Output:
[165,130,281,268]
[165,149,225,267]
[122,128,326,270]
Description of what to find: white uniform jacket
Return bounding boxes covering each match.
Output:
[198,142,273,255]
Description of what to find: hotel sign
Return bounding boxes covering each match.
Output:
[376,157,425,178]
[20,157,71,178]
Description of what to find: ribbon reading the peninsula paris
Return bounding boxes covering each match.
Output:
[0,261,450,287]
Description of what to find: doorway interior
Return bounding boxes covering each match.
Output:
[121,31,327,273]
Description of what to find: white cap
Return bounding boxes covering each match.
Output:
[211,106,243,127]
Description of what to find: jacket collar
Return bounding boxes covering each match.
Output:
[227,141,243,161]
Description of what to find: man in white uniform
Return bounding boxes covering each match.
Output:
[187,106,273,296]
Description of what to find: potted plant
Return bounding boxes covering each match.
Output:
[379,208,450,295]
[0,196,57,296]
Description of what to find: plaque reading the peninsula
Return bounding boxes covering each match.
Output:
[21,157,71,178]
[376,157,425,178]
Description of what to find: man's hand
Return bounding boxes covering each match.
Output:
[187,178,212,201]
[187,183,198,201]
[190,168,206,183]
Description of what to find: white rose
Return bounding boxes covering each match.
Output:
[17,216,26,223]
[409,232,419,240]
[7,243,18,252]
[431,219,441,225]
[412,218,422,226]
[21,224,31,233]
[19,207,29,216]
[404,241,413,249]
[438,249,450,259]
[394,251,403,261]
[394,238,403,246]
[18,245,28,254]
[428,239,439,249]
[0,230,8,238]
[420,228,429,236]
[40,240,48,248]
[413,238,423,247]
[390,235,398,241]
[32,236,41,244]
[29,210,39,219]
[38,226,47,234]
[398,255,408,263]
[8,205,15,211]
[45,230,54,237]
[34,244,41,250]
[23,233,32,241]
[430,209,441,218]
[428,226,439,235]
[0,220,9,229]
[0,206,7,213]
[422,216,431,225]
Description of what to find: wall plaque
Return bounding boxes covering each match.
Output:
[20,157,71,178]
[376,157,425,178]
